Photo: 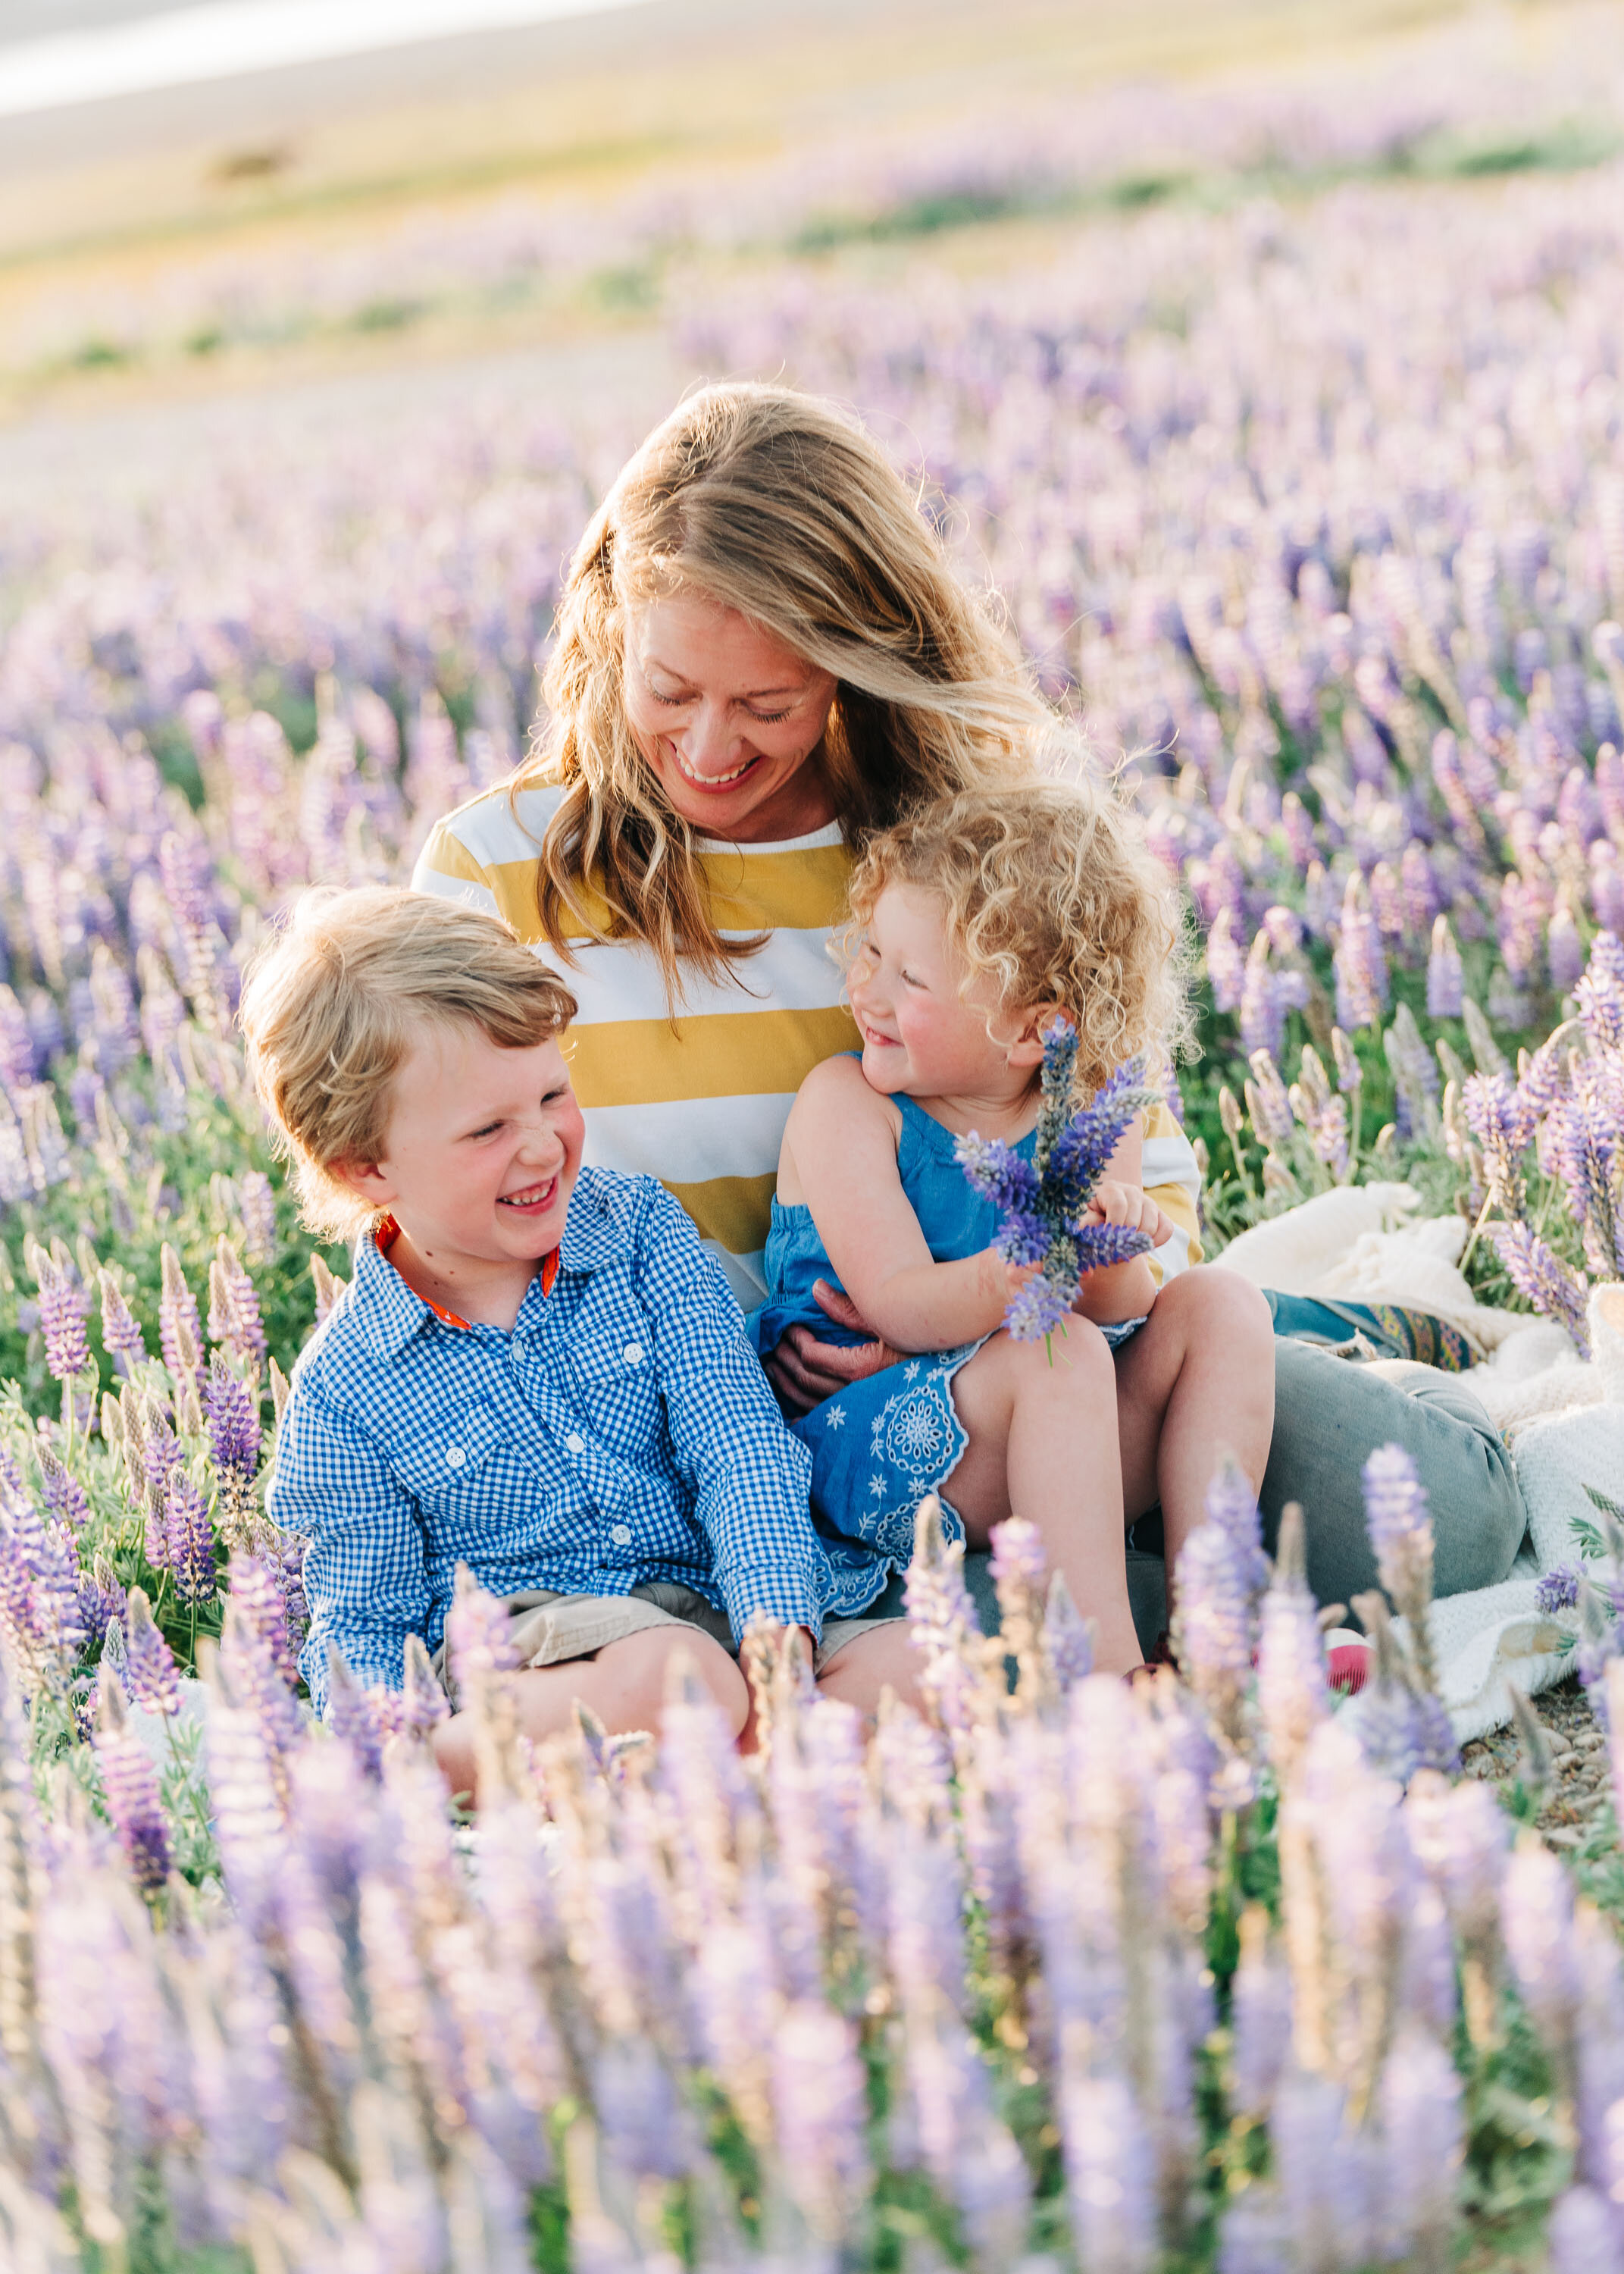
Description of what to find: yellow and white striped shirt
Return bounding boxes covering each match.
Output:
[413,781,1203,1305]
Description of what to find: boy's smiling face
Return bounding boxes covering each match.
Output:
[336,1020,585,1308]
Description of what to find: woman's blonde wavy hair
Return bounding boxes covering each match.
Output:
[527,382,1057,998]
[846,782,1192,1101]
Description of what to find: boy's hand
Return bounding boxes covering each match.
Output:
[1083,1182,1172,1248]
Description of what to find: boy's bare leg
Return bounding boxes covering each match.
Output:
[1112,1267,1275,1599]
[814,1620,927,1721]
[433,1625,749,1805]
[942,1323,1146,1675]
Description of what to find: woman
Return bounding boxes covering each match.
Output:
[415,381,1525,1649]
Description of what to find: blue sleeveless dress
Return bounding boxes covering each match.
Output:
[749,1076,1146,1612]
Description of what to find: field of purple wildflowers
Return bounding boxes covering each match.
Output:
[3,27,1624,2260]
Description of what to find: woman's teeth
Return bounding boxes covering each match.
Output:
[674,747,760,786]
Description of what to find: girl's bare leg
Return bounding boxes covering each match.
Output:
[1112,1267,1275,1596]
[432,1625,749,1806]
[943,1323,1146,1675]
[815,1620,928,1721]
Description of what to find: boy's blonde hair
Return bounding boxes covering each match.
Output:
[846,781,1191,1099]
[239,888,577,1242]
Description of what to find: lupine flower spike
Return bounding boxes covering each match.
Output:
[957,1017,1157,1345]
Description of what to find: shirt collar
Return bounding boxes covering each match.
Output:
[350,1217,562,1361]
[555,1170,634,1276]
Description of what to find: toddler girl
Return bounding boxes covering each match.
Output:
[752,781,1275,1676]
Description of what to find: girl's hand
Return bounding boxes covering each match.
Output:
[1084,1182,1173,1248]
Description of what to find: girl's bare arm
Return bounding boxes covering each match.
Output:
[1069,1118,1168,1323]
[779,1057,1016,1353]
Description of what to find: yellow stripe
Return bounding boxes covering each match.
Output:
[566,1004,861,1109]
[662,1172,780,1258]
[418,831,855,945]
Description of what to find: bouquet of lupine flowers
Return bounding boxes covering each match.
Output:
[956,1020,1159,1342]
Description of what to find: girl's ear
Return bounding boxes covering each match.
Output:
[1003,1003,1068,1070]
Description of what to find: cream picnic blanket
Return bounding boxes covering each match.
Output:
[1213,1185,1624,1743]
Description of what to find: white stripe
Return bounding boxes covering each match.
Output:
[0,0,652,117]
[437,781,845,871]
[549,925,846,1029]
[1141,1127,1202,1204]
[415,867,500,920]
[709,1244,767,1308]
[584,1092,795,1187]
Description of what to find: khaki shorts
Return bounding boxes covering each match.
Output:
[431,1580,899,1702]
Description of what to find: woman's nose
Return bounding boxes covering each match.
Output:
[674,703,743,777]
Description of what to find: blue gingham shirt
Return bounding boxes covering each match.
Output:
[268,1169,827,1712]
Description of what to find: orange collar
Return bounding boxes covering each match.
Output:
[373,1217,560,1330]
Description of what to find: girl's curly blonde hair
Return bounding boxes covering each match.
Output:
[846,781,1192,1099]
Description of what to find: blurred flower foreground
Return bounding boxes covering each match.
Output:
[5,33,1624,2261]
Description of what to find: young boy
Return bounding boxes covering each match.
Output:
[243,886,889,1795]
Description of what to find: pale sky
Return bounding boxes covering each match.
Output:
[0,0,652,117]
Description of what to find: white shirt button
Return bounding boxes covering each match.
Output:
[622,1342,643,1366]
[444,1445,466,1470]
[565,1432,585,1454]
[610,1523,632,1546]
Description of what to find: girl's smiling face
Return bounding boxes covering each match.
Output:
[846,882,1047,1113]
[623,593,840,844]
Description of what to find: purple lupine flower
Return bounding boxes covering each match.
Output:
[158,1244,204,1388]
[1334,872,1388,1032]
[208,1239,267,1373]
[1256,1508,1328,1785]
[903,1497,980,1740]
[771,2001,871,2238]
[96,1270,147,1370]
[1218,2194,1291,2274]
[1488,1222,1591,1355]
[1400,842,1440,935]
[220,1560,305,1770]
[955,1132,1039,1215]
[1239,932,1286,1061]
[36,1446,89,1533]
[991,1207,1049,1266]
[1273,2075,1376,2270]
[1205,1458,1270,1597]
[165,1468,217,1606]
[1573,1577,1619,1718]
[1206,907,1245,1013]
[1536,1563,1583,1615]
[1228,1918,1292,2116]
[444,1562,521,1699]
[1376,2025,1463,2266]
[1463,1072,1531,1214]
[1006,1275,1074,1343]
[324,1649,386,1780]
[1425,916,1464,1019]
[76,1557,124,1650]
[1172,1520,1255,1745]
[124,1586,182,1718]
[203,1354,261,1485]
[1369,859,1404,939]
[1041,1572,1094,1692]
[1363,1445,1434,1607]
[1070,1220,1153,1276]
[1575,932,1624,1052]
[1062,2070,1155,2274]
[229,1552,298,1687]
[36,1257,90,1381]
[279,1533,309,1665]
[1548,903,1585,995]
[1244,1049,1295,1151]
[1501,1833,1581,2049]
[238,1170,278,1265]
[401,1633,451,1734]
[1546,2188,1622,2274]
[94,1668,172,1895]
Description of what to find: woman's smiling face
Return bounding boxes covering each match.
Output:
[623,592,840,843]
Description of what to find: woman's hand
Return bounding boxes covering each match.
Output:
[1083,1181,1173,1250]
[762,1280,904,1417]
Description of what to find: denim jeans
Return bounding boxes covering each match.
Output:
[947,1328,1529,1656]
